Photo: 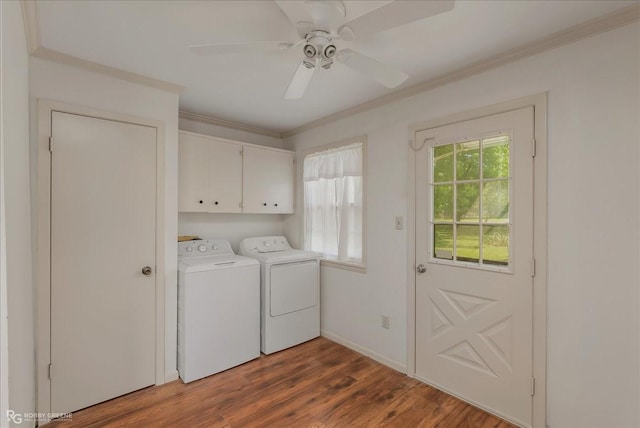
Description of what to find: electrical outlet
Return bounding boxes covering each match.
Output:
[395,216,403,230]
[381,315,390,329]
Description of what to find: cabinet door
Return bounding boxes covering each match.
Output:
[178,133,243,213]
[207,138,243,213]
[178,132,210,212]
[242,146,294,214]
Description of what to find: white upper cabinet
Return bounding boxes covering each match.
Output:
[242,145,294,214]
[178,131,294,214]
[178,131,243,213]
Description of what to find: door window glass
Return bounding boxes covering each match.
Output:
[431,134,510,267]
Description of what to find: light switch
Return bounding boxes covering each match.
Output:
[395,216,403,230]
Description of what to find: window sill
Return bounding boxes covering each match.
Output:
[319,259,367,274]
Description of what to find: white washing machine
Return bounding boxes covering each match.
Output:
[239,236,320,354]
[178,239,260,383]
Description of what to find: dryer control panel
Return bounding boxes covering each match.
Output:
[178,239,234,258]
[240,236,292,254]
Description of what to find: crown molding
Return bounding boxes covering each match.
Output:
[281,3,640,138]
[179,111,284,139]
[21,0,40,54]
[30,47,185,94]
[21,1,184,94]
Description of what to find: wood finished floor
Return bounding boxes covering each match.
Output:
[49,338,514,427]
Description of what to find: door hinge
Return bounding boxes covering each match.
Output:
[239,201,243,209]
[48,363,52,380]
[531,138,537,158]
[48,136,53,152]
[530,377,536,396]
[531,258,536,278]
[240,148,244,156]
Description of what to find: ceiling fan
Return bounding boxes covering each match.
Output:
[191,0,455,100]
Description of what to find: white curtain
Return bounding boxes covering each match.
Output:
[303,143,363,263]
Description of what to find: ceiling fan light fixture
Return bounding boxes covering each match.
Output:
[320,58,333,69]
[303,59,316,69]
[323,45,336,59]
[303,44,317,58]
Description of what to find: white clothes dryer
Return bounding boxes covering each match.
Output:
[178,239,260,383]
[239,236,319,354]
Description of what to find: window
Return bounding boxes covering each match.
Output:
[431,134,511,268]
[303,140,365,267]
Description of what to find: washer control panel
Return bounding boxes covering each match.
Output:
[178,239,233,258]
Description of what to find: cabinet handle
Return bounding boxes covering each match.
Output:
[274,203,278,207]
[214,201,219,205]
[263,203,267,206]
[199,200,203,204]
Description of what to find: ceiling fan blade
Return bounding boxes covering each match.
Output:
[190,41,293,55]
[274,1,314,38]
[306,1,346,33]
[339,0,454,40]
[284,60,316,100]
[336,48,408,88]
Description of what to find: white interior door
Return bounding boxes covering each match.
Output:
[50,112,157,413]
[415,107,534,427]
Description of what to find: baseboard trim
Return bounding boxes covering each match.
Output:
[320,330,406,373]
[164,370,179,384]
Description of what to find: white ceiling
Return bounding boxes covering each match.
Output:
[37,0,635,132]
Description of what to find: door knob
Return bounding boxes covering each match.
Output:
[416,264,426,274]
[141,266,153,276]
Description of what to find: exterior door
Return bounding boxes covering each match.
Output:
[415,107,534,426]
[50,112,157,413]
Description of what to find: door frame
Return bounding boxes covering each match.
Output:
[406,93,547,427]
[36,99,166,420]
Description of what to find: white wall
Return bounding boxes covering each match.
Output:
[1,1,35,426]
[179,117,283,149]
[178,213,285,254]
[284,23,640,428]
[29,58,180,382]
[178,117,288,252]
